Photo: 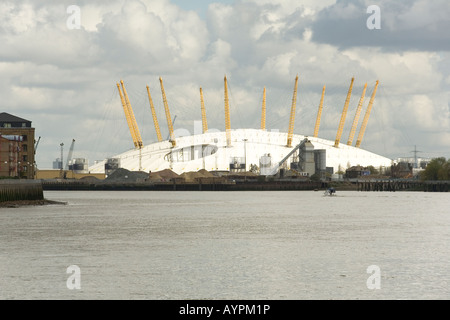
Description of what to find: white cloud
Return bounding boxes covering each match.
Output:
[409,95,440,129]
[0,0,449,168]
[312,0,450,51]
[0,3,49,34]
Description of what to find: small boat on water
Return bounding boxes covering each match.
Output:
[324,187,336,196]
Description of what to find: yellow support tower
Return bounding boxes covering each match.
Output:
[200,87,208,133]
[356,80,379,148]
[117,83,138,148]
[146,85,163,142]
[287,75,299,147]
[347,83,367,146]
[261,87,266,130]
[120,80,143,149]
[313,85,326,138]
[118,81,143,149]
[159,77,176,147]
[224,76,231,147]
[334,77,354,148]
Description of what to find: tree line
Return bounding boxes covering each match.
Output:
[421,157,450,181]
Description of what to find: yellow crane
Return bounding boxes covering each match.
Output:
[159,77,176,147]
[313,85,326,138]
[334,77,354,148]
[146,85,163,142]
[287,75,299,147]
[200,87,208,133]
[356,80,379,148]
[224,75,231,147]
[347,83,367,146]
[117,81,143,149]
[261,87,266,130]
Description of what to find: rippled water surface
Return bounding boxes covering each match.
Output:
[0,190,449,300]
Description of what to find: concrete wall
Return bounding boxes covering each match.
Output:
[0,180,43,202]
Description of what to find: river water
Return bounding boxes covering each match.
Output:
[0,190,449,300]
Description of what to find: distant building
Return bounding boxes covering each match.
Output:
[391,162,413,178]
[53,158,62,170]
[345,165,371,179]
[0,112,36,179]
[397,157,431,169]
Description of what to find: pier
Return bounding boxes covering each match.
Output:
[356,179,449,192]
[41,179,326,192]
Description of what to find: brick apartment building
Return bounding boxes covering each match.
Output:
[0,113,36,179]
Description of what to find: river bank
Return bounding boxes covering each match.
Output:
[0,199,67,208]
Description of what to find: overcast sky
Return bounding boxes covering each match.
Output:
[1,0,449,169]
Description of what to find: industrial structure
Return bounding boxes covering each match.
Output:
[88,77,392,177]
[51,138,90,178]
[0,113,36,179]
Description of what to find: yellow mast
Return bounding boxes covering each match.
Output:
[334,77,354,148]
[146,85,163,142]
[200,87,208,133]
[261,87,266,130]
[117,83,137,148]
[159,77,176,147]
[356,80,379,148]
[313,85,326,138]
[287,75,299,147]
[347,83,367,146]
[224,75,231,147]
[119,80,143,149]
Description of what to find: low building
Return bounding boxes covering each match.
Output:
[391,162,413,178]
[345,165,371,179]
[35,170,105,180]
[0,113,36,179]
[397,157,431,169]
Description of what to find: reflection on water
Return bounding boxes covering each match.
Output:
[0,190,449,299]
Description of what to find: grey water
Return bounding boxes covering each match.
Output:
[0,190,449,300]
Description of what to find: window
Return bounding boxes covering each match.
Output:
[22,144,28,152]
[22,135,27,141]
[23,155,28,162]
[23,166,28,172]
[3,123,11,128]
[22,123,26,127]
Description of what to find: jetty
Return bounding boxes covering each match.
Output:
[356,179,449,192]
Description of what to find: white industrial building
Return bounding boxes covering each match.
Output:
[88,128,393,176]
[88,77,393,177]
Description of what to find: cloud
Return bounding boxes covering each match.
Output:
[0,0,449,168]
[92,0,209,75]
[311,0,450,51]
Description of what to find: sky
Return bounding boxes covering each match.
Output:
[1,0,449,169]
